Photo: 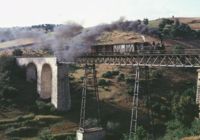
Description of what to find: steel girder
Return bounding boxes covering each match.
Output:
[76,54,200,67]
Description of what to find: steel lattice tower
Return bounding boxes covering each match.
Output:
[79,63,101,129]
[129,66,140,140]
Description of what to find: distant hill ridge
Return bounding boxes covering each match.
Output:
[149,17,200,30]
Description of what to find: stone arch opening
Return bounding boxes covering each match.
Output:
[26,63,37,82]
[41,64,52,99]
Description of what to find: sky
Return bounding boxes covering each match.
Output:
[0,0,199,27]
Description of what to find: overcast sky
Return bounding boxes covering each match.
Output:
[0,0,199,27]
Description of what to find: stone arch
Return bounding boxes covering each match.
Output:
[41,63,52,99]
[26,63,37,82]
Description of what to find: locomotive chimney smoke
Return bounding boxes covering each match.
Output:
[44,18,159,61]
[0,18,160,61]
[141,35,146,42]
[0,27,45,42]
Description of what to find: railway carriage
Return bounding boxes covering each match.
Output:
[91,42,165,55]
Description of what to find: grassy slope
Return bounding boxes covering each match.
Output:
[0,64,197,140]
[149,17,200,30]
[149,17,200,49]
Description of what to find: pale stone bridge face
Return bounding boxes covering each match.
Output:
[16,57,71,111]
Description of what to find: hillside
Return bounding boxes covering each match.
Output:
[1,17,200,54]
[0,60,199,140]
[149,17,200,30]
[0,18,200,139]
[95,30,159,45]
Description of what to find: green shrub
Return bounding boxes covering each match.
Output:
[69,75,75,81]
[102,70,120,78]
[102,71,113,78]
[127,87,134,96]
[84,118,98,128]
[122,126,147,140]
[39,129,54,140]
[117,73,125,81]
[98,79,111,87]
[34,115,62,123]
[106,121,120,133]
[125,77,134,84]
[68,64,80,73]
[150,69,163,79]
[111,70,120,76]
[0,56,38,107]
[163,120,189,140]
[35,100,57,114]
[172,45,185,54]
[190,119,200,135]
[53,133,76,140]
[12,49,23,56]
[5,127,38,137]
[172,93,198,126]
[80,76,84,81]
[0,114,35,126]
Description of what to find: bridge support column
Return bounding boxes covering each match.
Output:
[196,69,200,117]
[57,64,71,111]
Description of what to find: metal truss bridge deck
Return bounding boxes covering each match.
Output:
[76,53,200,67]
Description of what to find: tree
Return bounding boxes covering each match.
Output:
[175,19,180,26]
[172,88,198,126]
[172,45,185,54]
[0,57,18,99]
[163,119,189,140]
[122,126,147,140]
[196,30,200,38]
[171,23,192,38]
[143,18,149,25]
[0,56,37,106]
[13,49,23,56]
[102,71,113,78]
[159,18,174,31]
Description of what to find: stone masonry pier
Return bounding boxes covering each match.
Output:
[16,57,71,111]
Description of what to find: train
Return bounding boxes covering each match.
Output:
[90,41,165,55]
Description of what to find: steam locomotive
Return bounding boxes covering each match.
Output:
[90,41,165,55]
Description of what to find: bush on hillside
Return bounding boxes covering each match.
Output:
[163,119,189,140]
[35,100,56,115]
[122,126,147,140]
[106,121,120,133]
[150,69,163,79]
[117,73,125,81]
[127,87,134,96]
[125,77,134,84]
[5,127,38,137]
[0,57,22,102]
[158,18,199,39]
[98,79,111,87]
[172,45,185,54]
[84,118,98,128]
[189,119,200,135]
[111,70,120,76]
[39,129,54,140]
[0,56,40,107]
[102,71,113,78]
[172,89,198,126]
[12,49,23,56]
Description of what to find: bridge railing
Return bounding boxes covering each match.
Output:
[81,49,200,57]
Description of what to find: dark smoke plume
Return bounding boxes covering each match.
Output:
[0,27,45,42]
[43,19,159,61]
[0,19,160,61]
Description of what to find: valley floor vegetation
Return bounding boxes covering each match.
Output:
[0,56,200,140]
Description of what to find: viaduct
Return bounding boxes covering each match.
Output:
[16,57,71,111]
[16,54,200,140]
[16,55,200,114]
